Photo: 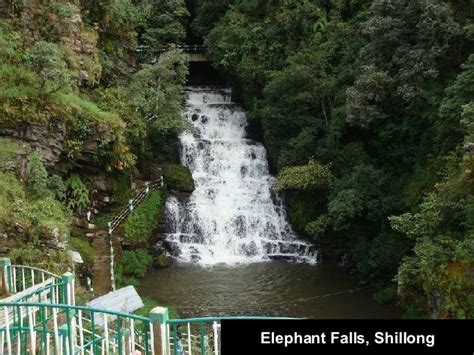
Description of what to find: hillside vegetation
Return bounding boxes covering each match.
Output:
[197,0,474,318]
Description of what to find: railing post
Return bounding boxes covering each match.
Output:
[61,272,75,305]
[160,175,164,188]
[110,234,116,291]
[145,181,150,194]
[61,273,77,354]
[108,221,113,235]
[128,199,134,212]
[0,257,12,296]
[150,307,169,355]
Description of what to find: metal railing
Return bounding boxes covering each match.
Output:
[107,177,164,291]
[136,45,208,54]
[107,178,164,236]
[164,315,294,355]
[0,296,293,355]
[3,263,60,296]
[0,302,153,355]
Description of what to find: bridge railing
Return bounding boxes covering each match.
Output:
[136,44,208,54]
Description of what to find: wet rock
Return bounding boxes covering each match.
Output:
[154,255,173,268]
[201,115,209,124]
[162,164,195,193]
[192,114,199,121]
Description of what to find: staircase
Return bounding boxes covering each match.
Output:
[91,177,164,294]
[92,230,114,296]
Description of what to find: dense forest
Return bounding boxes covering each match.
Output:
[199,0,474,318]
[0,0,472,319]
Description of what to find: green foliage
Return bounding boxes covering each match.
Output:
[123,190,165,246]
[163,164,194,192]
[389,158,474,318]
[204,0,474,318]
[373,285,398,305]
[47,174,67,201]
[115,248,153,286]
[26,152,51,199]
[134,296,180,319]
[0,137,22,164]
[277,160,332,191]
[13,197,71,242]
[440,54,474,147]
[129,48,188,133]
[69,236,95,264]
[192,0,232,37]
[0,171,24,223]
[142,0,190,49]
[64,175,90,212]
[24,41,72,98]
[10,245,71,275]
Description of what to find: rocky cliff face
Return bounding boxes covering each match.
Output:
[21,2,100,86]
[3,122,67,167]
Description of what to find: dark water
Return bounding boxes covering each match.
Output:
[138,262,400,319]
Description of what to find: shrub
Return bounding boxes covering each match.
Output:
[115,249,153,286]
[277,159,332,191]
[26,152,51,199]
[163,164,194,192]
[123,190,164,246]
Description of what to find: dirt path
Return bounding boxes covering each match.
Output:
[92,230,112,296]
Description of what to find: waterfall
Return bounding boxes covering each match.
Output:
[162,87,317,265]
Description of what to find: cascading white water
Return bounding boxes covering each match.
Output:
[163,87,317,265]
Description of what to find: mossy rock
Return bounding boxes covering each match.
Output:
[154,254,173,268]
[162,164,195,192]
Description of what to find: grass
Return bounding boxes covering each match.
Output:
[0,137,23,164]
[123,190,165,246]
[69,236,95,264]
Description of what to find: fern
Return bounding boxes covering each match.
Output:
[64,175,90,212]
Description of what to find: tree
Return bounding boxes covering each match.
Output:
[24,41,72,98]
[129,48,188,132]
[192,0,232,37]
[143,0,189,49]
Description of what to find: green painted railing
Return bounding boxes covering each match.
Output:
[1,259,61,296]
[0,302,153,355]
[164,316,294,355]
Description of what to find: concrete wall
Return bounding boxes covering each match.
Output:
[184,52,210,62]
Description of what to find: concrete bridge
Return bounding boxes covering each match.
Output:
[136,44,210,62]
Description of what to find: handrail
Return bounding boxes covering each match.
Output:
[107,177,164,235]
[0,302,153,355]
[166,316,295,324]
[10,266,59,280]
[2,262,61,296]
[107,177,164,291]
[0,303,151,321]
[15,281,65,304]
[165,315,297,355]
